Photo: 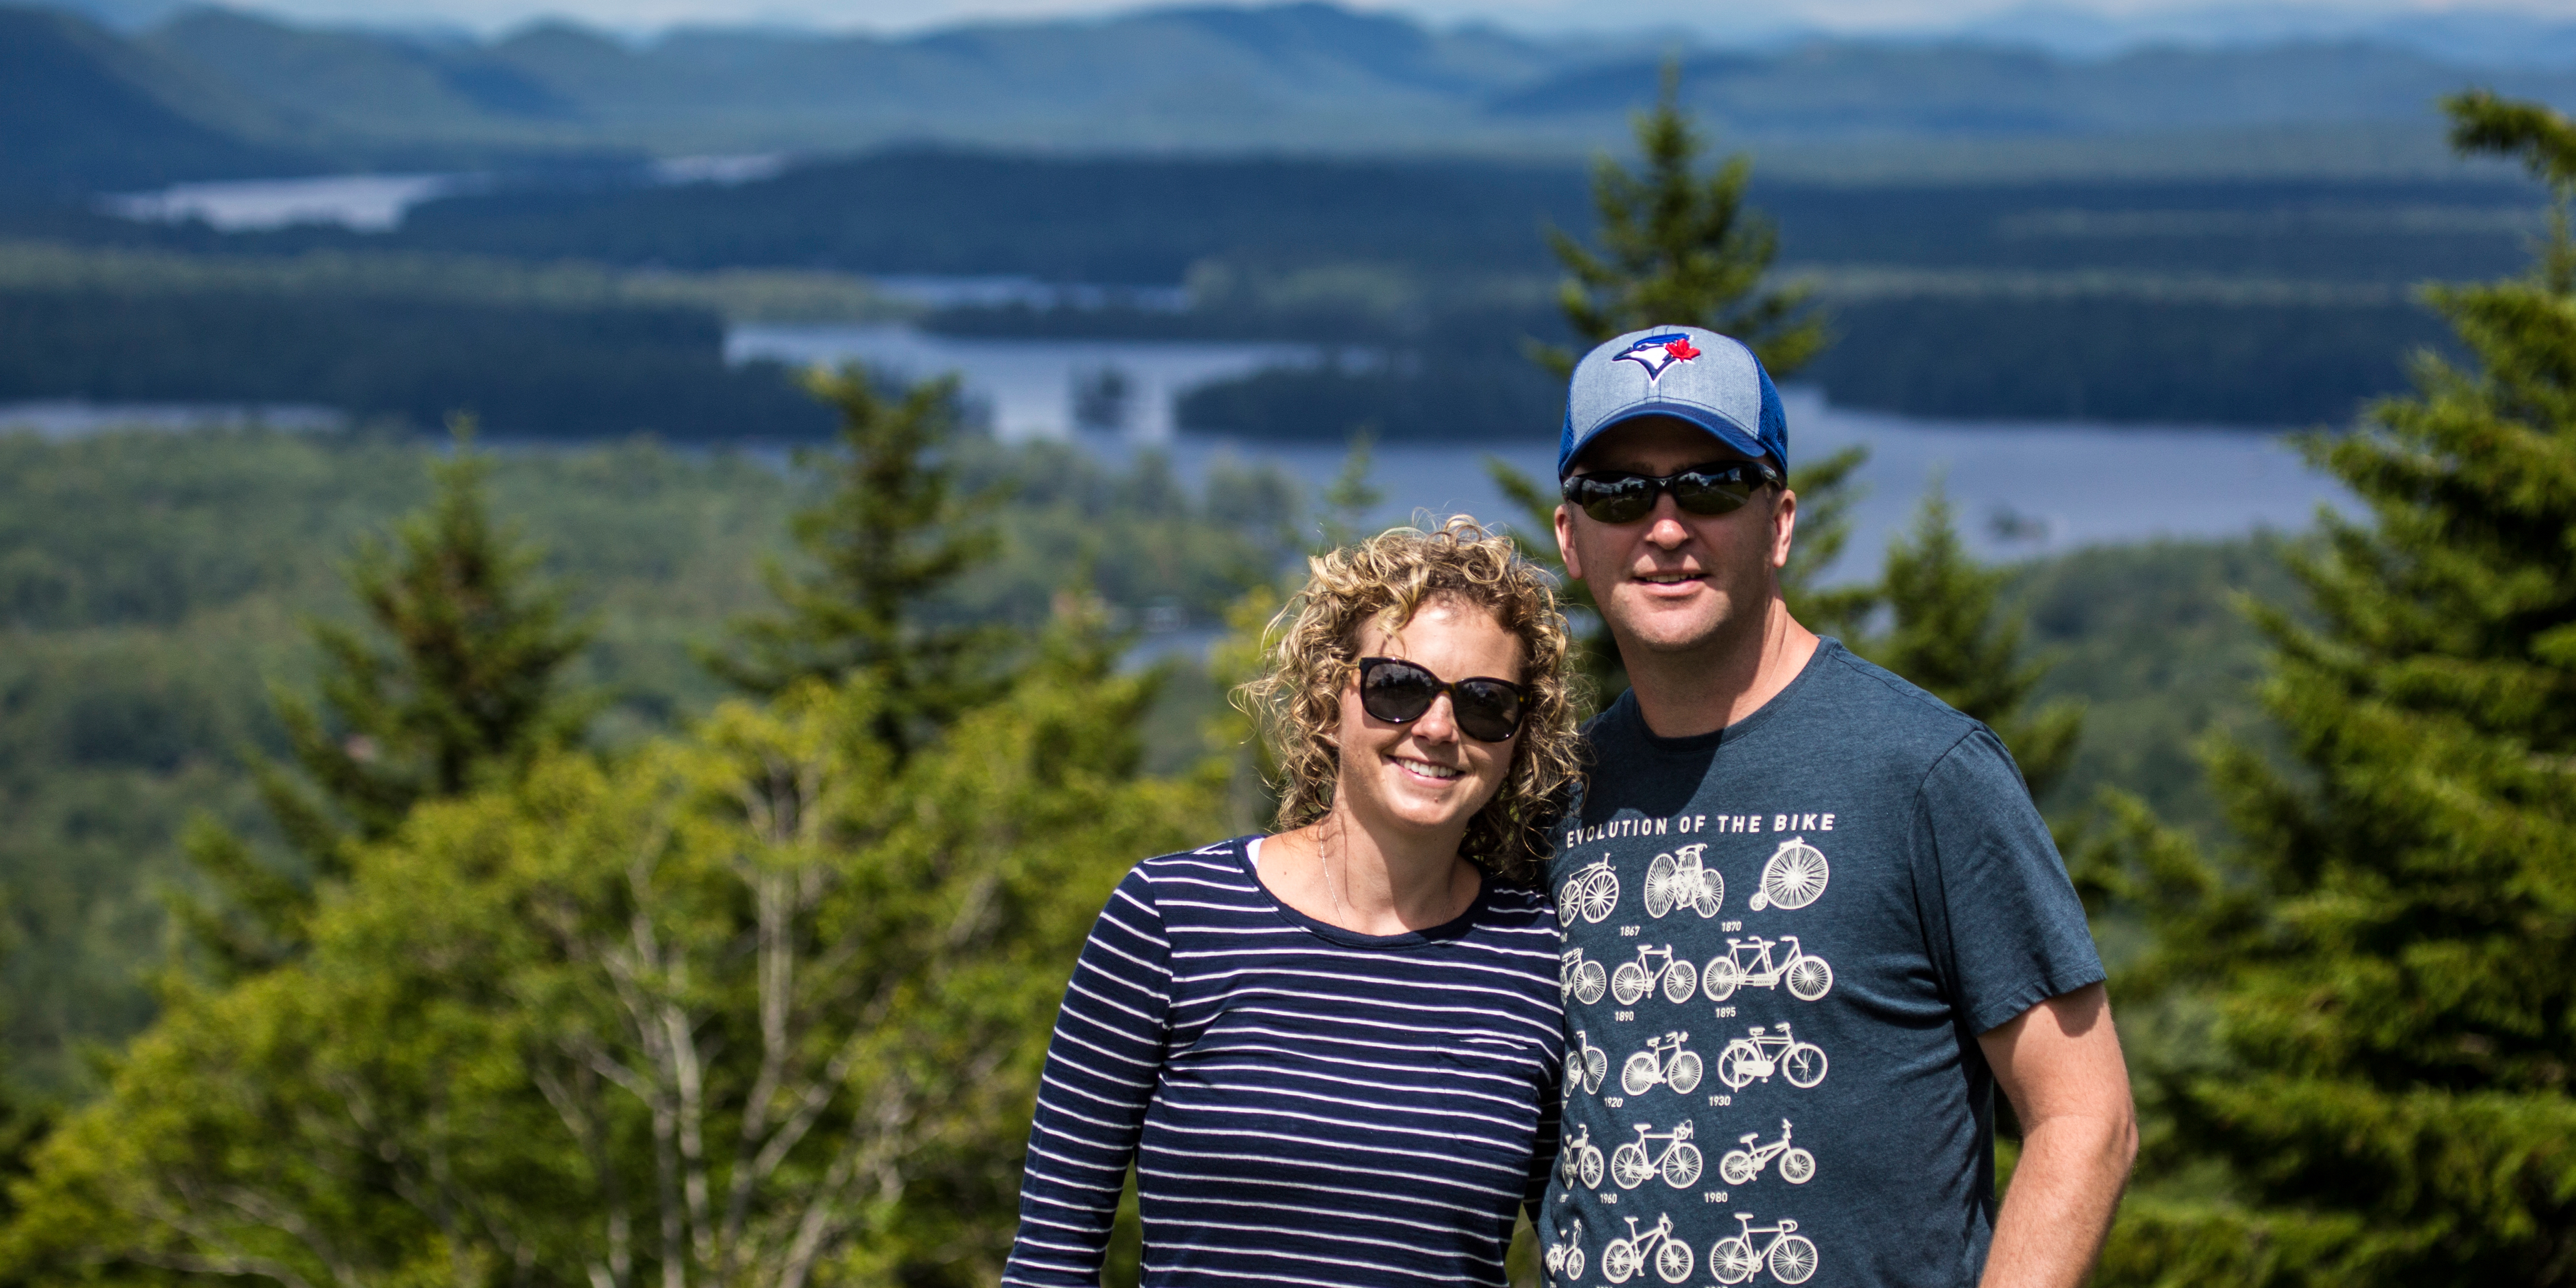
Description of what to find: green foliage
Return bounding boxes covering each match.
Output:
[2012,536,2301,829]
[0,426,1283,1096]
[711,368,1003,758]
[1538,65,1828,380]
[1315,434,1385,551]
[181,424,596,974]
[1,628,1215,1287]
[2079,93,2576,1288]
[0,428,795,1093]
[1861,487,2083,799]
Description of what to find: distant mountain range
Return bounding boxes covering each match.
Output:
[0,6,308,196]
[8,0,2576,195]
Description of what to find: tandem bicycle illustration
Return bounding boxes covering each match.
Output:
[1610,1120,1705,1190]
[1702,935,1834,1002]
[1718,1119,1816,1186]
[1716,1023,1828,1090]
[1643,843,1722,919]
[1601,1212,1695,1284]
[1711,1212,1819,1285]
[1620,1031,1704,1096]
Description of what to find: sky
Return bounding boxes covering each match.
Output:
[180,0,2576,39]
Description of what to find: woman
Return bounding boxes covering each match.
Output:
[1002,517,1584,1287]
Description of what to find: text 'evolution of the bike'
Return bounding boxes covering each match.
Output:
[1564,811,1840,849]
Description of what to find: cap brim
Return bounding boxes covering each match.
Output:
[1567,407,1775,476]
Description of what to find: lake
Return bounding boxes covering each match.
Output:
[0,323,2357,589]
[729,324,2358,582]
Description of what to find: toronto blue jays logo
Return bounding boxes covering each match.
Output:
[1615,332,1703,383]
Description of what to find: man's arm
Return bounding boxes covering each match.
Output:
[1976,982,2138,1288]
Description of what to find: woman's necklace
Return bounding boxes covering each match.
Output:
[1316,817,1353,924]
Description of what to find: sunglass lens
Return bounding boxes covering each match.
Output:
[1671,470,1754,516]
[1577,476,1654,524]
[1361,661,1439,724]
[1452,680,1525,742]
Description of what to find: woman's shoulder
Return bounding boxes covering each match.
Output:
[1110,836,1265,917]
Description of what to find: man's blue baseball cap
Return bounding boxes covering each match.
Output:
[1557,325,1788,479]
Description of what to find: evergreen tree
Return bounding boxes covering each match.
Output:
[1534,64,1828,380]
[1866,486,2082,800]
[182,420,592,971]
[2082,90,2576,1288]
[0,606,1210,1288]
[709,365,1002,758]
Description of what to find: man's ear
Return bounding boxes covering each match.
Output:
[1555,503,1585,582]
[1770,488,1799,572]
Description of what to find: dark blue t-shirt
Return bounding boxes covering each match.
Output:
[1539,640,2103,1288]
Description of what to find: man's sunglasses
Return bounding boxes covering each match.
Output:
[1356,657,1527,743]
[1561,460,1782,525]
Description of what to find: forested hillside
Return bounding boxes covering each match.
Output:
[0,423,2289,1098]
[0,155,2538,429]
[0,425,1310,1094]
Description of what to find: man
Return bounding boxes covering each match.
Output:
[1538,326,2134,1288]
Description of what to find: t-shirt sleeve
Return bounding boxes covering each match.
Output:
[1002,864,1173,1287]
[1912,728,2106,1034]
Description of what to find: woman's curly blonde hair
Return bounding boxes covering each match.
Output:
[1237,516,1586,886]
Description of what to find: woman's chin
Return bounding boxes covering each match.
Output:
[1355,774,1489,834]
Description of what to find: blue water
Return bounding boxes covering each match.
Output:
[731,324,2358,584]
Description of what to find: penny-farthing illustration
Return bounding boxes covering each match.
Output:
[1749,837,1830,911]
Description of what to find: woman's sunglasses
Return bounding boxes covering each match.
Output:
[1356,657,1527,743]
[1560,460,1782,525]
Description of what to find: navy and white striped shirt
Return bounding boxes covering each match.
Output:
[1004,836,1564,1287]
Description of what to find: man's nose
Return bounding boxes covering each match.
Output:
[1644,494,1691,548]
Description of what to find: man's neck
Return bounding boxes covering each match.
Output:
[1619,596,1821,739]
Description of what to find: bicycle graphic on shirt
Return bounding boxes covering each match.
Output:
[1619,1031,1704,1096]
[1602,1212,1695,1284]
[1559,854,1621,925]
[1711,1212,1819,1284]
[1558,1122,1606,1190]
[1702,935,1834,1002]
[1611,946,1700,1005]
[1611,1120,1705,1190]
[1719,1119,1817,1186]
[1566,1030,1610,1105]
[1643,843,1723,919]
[1562,948,1609,1005]
[1544,1217,1585,1283]
[1748,837,1831,911]
[1716,1023,1829,1091]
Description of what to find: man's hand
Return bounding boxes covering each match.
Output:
[1976,983,2137,1288]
